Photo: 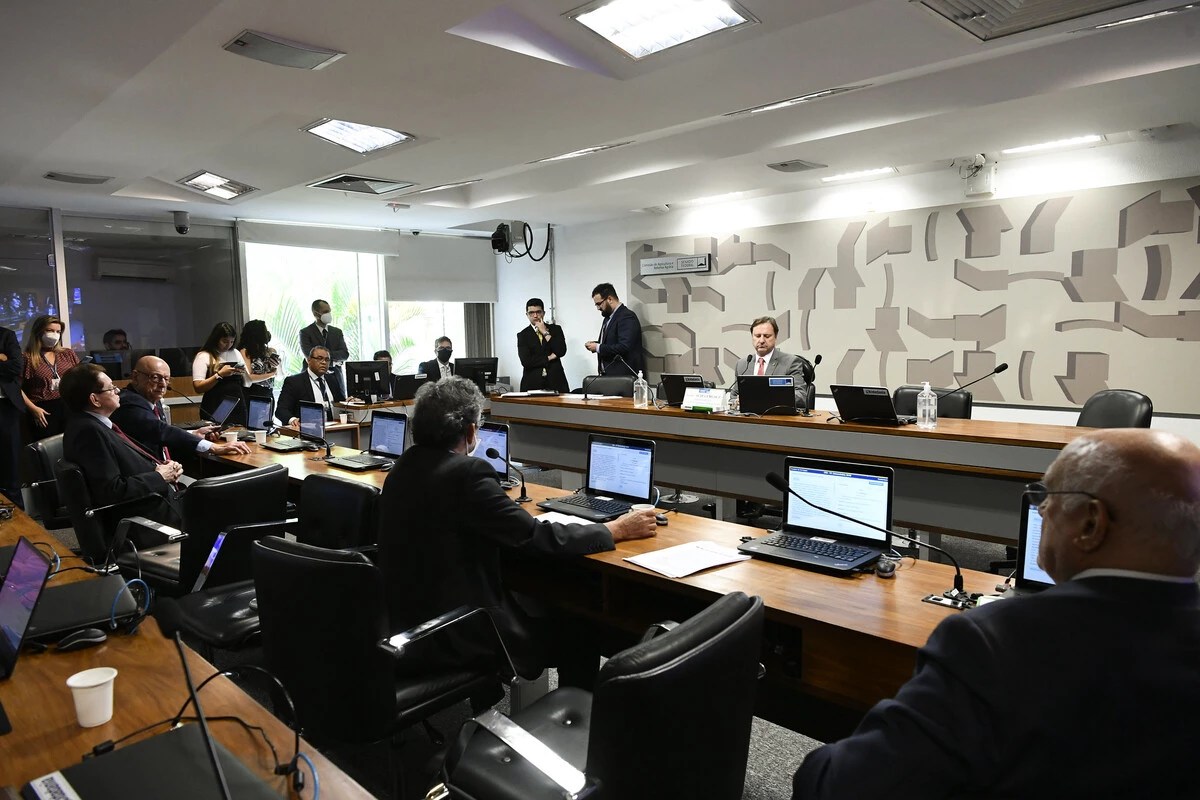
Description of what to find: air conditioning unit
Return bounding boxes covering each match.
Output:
[95,259,170,281]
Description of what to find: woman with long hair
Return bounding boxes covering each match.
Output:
[191,321,246,425]
[21,315,79,440]
[237,319,280,400]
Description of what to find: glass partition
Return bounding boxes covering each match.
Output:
[0,207,59,345]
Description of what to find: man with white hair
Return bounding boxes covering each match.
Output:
[793,427,1200,799]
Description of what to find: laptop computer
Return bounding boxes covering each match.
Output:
[473,421,511,482]
[245,396,273,431]
[538,434,656,522]
[203,395,240,427]
[737,456,892,574]
[660,374,705,406]
[737,375,799,416]
[262,400,324,452]
[1011,496,1055,595]
[327,410,408,471]
[25,573,138,644]
[1,537,53,681]
[830,384,915,425]
[393,373,428,401]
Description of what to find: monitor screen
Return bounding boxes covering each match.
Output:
[298,401,325,442]
[0,537,52,680]
[1019,500,1055,588]
[586,435,654,502]
[369,411,407,456]
[89,351,129,379]
[246,397,273,430]
[782,457,892,544]
[474,422,509,478]
[456,357,499,395]
[346,360,390,401]
[207,396,240,426]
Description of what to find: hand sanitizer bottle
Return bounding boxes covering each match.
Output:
[633,371,649,408]
[916,381,937,429]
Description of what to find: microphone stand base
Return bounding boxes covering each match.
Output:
[921,592,975,610]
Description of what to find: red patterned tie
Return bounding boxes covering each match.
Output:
[757,357,765,376]
[154,404,171,462]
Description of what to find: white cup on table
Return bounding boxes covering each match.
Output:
[253,430,267,445]
[66,667,118,728]
[339,413,349,424]
[222,431,238,444]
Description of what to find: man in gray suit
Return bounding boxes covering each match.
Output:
[730,315,814,400]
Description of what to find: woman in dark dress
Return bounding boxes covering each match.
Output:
[191,321,246,425]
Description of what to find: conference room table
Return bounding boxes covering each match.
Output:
[0,511,372,798]
[488,395,1086,543]
[204,442,1000,738]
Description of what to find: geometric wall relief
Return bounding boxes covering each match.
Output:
[627,176,1200,413]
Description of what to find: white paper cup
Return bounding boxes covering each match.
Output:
[222,431,238,444]
[630,503,656,513]
[339,413,349,424]
[66,667,118,728]
[253,430,267,445]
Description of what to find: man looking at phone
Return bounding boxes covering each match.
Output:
[276,346,345,426]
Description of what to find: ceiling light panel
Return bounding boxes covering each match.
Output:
[568,0,757,59]
[307,174,415,195]
[1088,3,1197,29]
[821,167,898,183]
[724,85,870,117]
[303,118,415,154]
[1001,134,1105,154]
[533,141,634,163]
[178,171,257,199]
[914,0,1144,40]
[408,180,482,195]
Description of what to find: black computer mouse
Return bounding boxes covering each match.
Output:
[875,559,897,579]
[56,627,108,652]
[655,513,669,526]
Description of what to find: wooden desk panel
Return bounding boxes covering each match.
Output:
[0,513,371,797]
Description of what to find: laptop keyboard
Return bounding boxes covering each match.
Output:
[557,494,630,516]
[341,454,389,466]
[759,534,871,561]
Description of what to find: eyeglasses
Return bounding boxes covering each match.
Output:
[1023,481,1115,520]
[527,310,544,316]
[132,370,170,384]
[309,355,330,362]
[92,387,119,396]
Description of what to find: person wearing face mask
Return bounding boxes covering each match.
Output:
[20,314,80,441]
[191,321,247,426]
[584,282,644,377]
[299,299,349,398]
[237,319,280,401]
[418,336,456,383]
[377,376,658,693]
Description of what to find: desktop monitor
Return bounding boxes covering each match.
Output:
[89,351,129,380]
[456,357,499,395]
[368,410,407,456]
[346,360,391,402]
[297,400,326,444]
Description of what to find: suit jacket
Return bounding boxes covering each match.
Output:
[418,358,454,384]
[112,387,204,461]
[62,412,181,529]
[793,576,1200,799]
[594,304,644,377]
[378,445,613,677]
[517,323,569,392]
[275,370,345,425]
[0,327,23,412]
[298,322,349,363]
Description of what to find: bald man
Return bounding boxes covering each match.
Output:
[112,355,250,465]
[793,428,1200,799]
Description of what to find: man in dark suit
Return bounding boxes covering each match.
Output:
[792,428,1200,799]
[377,376,657,689]
[0,325,24,506]
[418,336,455,383]
[61,363,184,529]
[584,282,644,377]
[516,297,569,392]
[298,299,349,397]
[113,355,249,465]
[730,315,815,406]
[276,346,345,426]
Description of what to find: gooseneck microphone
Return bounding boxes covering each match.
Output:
[936,362,1008,399]
[487,448,530,503]
[154,598,233,800]
[764,472,972,605]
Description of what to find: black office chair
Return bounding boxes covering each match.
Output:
[1076,389,1152,428]
[252,536,501,799]
[435,591,764,800]
[294,472,380,550]
[893,385,973,419]
[574,375,635,397]
[22,434,71,528]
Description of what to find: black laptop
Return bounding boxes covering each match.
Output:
[1,537,53,681]
[262,400,324,452]
[327,409,407,471]
[737,375,799,416]
[25,573,138,644]
[393,373,428,401]
[1011,496,1055,595]
[737,456,892,574]
[830,384,915,425]
[245,396,274,431]
[660,374,705,406]
[538,435,656,522]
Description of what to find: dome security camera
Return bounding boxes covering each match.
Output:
[173,210,190,235]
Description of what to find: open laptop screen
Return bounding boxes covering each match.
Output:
[1017,498,1055,590]
[586,435,654,502]
[369,411,407,456]
[298,401,325,442]
[1,537,53,679]
[783,457,893,545]
[474,422,509,478]
[246,397,273,430]
[207,395,240,426]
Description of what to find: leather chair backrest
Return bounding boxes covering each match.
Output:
[298,473,381,548]
[893,385,973,419]
[587,591,764,799]
[577,375,635,397]
[252,536,396,741]
[178,463,289,590]
[54,459,111,563]
[24,434,69,526]
[1077,389,1152,428]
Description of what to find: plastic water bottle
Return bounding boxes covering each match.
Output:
[633,371,649,408]
[916,381,937,429]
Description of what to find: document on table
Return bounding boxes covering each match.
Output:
[501,390,560,397]
[534,510,592,526]
[624,541,750,578]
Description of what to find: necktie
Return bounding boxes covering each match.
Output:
[757,357,765,376]
[112,422,178,491]
[321,327,328,344]
[317,376,332,420]
[154,403,171,462]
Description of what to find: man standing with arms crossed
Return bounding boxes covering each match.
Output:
[517,297,569,392]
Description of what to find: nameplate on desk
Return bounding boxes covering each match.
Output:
[681,387,727,413]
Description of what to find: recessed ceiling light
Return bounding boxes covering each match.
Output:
[568,0,757,60]
[1089,3,1196,29]
[532,142,633,163]
[724,85,870,117]
[821,167,898,183]
[178,171,258,199]
[406,180,482,195]
[302,118,415,154]
[1000,134,1104,155]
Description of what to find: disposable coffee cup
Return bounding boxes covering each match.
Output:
[630,503,656,513]
[66,667,118,728]
[253,430,267,445]
[339,413,349,424]
[222,431,238,444]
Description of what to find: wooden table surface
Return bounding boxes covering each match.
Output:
[0,512,372,797]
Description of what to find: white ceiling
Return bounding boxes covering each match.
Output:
[1,0,1198,235]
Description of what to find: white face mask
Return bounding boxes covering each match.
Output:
[319,312,332,325]
[41,332,60,347]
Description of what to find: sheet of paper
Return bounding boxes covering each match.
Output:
[533,510,592,526]
[501,391,533,397]
[624,541,750,578]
